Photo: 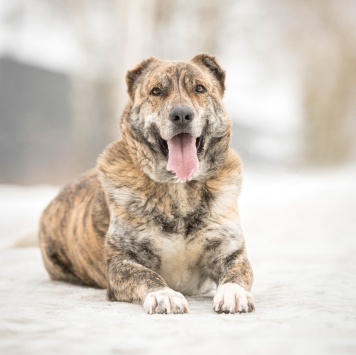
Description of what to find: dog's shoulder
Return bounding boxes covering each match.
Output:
[202,148,243,221]
[98,139,151,189]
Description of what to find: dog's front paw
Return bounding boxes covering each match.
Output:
[213,283,255,314]
[143,288,189,314]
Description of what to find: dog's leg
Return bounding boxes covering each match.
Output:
[211,251,255,314]
[105,243,189,314]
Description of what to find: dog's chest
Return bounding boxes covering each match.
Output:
[161,185,210,233]
[110,180,240,295]
[154,233,215,296]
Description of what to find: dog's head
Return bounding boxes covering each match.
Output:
[121,54,231,183]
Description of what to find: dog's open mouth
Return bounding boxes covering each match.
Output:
[157,132,205,159]
[156,131,205,181]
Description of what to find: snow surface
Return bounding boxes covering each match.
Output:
[0,167,356,355]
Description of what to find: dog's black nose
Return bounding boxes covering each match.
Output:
[169,106,194,125]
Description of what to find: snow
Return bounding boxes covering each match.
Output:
[0,166,356,355]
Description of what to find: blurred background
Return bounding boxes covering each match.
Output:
[0,0,356,184]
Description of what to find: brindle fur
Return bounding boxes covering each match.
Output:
[39,54,254,313]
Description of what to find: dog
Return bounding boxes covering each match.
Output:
[39,54,255,314]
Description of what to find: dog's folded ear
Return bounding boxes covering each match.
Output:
[126,57,158,100]
[191,54,226,96]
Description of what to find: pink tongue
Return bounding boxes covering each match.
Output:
[167,134,199,181]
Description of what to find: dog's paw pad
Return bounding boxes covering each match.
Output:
[212,283,254,314]
[144,288,189,314]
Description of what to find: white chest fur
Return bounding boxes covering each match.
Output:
[153,217,243,296]
[156,233,216,296]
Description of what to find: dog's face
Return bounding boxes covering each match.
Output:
[121,54,231,183]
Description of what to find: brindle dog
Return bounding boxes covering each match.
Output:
[39,54,255,314]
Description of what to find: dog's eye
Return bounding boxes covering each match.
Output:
[150,87,162,96]
[194,84,206,93]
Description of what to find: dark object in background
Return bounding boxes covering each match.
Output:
[0,57,99,184]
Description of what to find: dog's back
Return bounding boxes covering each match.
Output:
[39,169,108,288]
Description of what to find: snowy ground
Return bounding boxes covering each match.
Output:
[0,166,356,355]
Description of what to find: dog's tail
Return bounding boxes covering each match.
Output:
[11,229,39,248]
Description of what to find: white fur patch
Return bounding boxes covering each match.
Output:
[143,288,189,314]
[158,234,204,295]
[213,283,254,314]
[143,113,158,130]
